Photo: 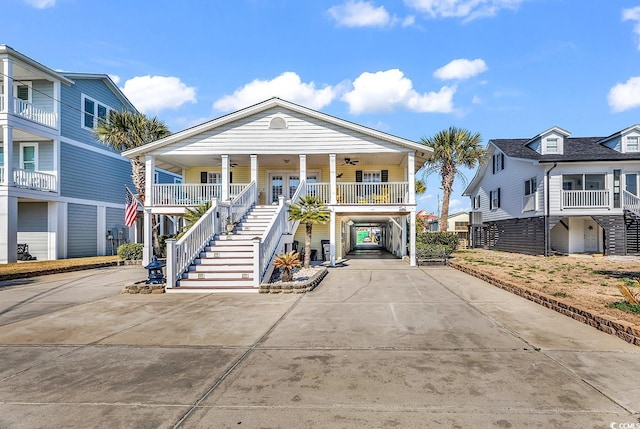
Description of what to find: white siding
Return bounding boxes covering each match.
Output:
[17,202,49,261]
[473,156,544,222]
[154,107,404,156]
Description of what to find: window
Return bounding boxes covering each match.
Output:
[562,174,605,190]
[20,143,37,171]
[15,82,32,102]
[82,95,110,129]
[546,138,558,153]
[363,171,381,183]
[524,177,537,195]
[473,195,481,209]
[492,153,504,173]
[206,172,222,184]
[490,188,500,209]
[173,177,182,184]
[627,136,639,152]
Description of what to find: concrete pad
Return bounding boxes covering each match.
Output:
[101,294,299,347]
[0,346,242,405]
[0,295,201,345]
[426,266,640,352]
[0,404,183,429]
[546,351,640,413]
[263,300,525,350]
[203,349,625,413]
[182,408,629,429]
[0,346,75,381]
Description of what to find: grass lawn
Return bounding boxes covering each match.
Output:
[450,249,640,327]
[0,256,121,277]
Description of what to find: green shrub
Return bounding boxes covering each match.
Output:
[416,232,459,256]
[117,243,143,260]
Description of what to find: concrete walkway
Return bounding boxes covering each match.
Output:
[0,260,638,428]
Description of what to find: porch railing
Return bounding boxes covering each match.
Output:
[150,183,250,206]
[257,196,287,285]
[306,182,329,204]
[623,190,640,217]
[0,167,56,191]
[12,98,57,128]
[337,182,408,205]
[561,190,609,209]
[166,198,220,288]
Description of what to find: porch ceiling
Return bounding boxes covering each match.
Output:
[153,152,415,174]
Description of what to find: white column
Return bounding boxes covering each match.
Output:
[221,155,230,201]
[409,209,416,266]
[250,155,258,202]
[2,58,13,114]
[97,205,106,256]
[2,125,13,186]
[144,156,155,206]
[329,154,337,204]
[401,215,408,257]
[142,209,153,266]
[52,139,60,192]
[0,196,18,263]
[299,154,307,183]
[53,80,61,129]
[407,152,415,205]
[329,209,336,266]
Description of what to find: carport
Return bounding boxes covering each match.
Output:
[340,215,407,260]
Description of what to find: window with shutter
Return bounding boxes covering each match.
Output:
[355,170,363,182]
[381,170,388,182]
[200,172,208,183]
[16,84,30,101]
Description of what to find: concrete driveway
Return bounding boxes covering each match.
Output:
[0,260,638,428]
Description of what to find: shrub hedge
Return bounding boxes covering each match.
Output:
[117,243,143,260]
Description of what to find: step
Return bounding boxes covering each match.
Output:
[195,257,254,265]
[209,239,253,246]
[200,250,253,258]
[205,244,253,252]
[182,271,253,280]
[215,234,258,241]
[167,286,258,294]
[177,278,255,288]
[189,264,253,272]
[235,225,268,232]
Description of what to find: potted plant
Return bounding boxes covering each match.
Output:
[225,219,237,234]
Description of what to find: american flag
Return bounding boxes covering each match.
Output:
[124,187,139,227]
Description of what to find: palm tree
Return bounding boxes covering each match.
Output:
[94,110,171,204]
[288,196,330,268]
[415,179,426,195]
[176,201,211,239]
[420,127,485,232]
[95,110,171,255]
[273,250,302,282]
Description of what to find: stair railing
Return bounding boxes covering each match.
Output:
[255,195,288,285]
[623,190,640,217]
[165,198,220,288]
[229,181,256,224]
[287,179,307,234]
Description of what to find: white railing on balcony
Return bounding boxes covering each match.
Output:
[306,182,330,204]
[151,183,222,206]
[522,193,537,212]
[258,197,287,285]
[623,190,640,217]
[337,182,408,205]
[13,98,57,128]
[0,96,4,112]
[165,199,220,288]
[561,189,610,209]
[0,168,57,191]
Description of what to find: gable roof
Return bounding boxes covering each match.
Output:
[596,124,640,145]
[122,97,432,166]
[524,126,571,146]
[0,44,74,85]
[60,72,137,112]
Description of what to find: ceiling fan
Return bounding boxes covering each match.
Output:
[342,158,359,165]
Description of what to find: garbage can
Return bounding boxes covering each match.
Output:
[321,240,330,261]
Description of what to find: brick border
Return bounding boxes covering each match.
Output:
[448,260,640,347]
[259,267,328,294]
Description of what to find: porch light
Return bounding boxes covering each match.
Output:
[144,255,165,284]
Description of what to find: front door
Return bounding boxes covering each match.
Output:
[269,173,299,204]
[584,220,598,252]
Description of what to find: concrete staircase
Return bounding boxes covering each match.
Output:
[170,205,279,292]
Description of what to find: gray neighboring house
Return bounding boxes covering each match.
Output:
[463,125,640,256]
[0,45,179,263]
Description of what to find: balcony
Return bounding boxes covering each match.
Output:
[561,189,609,209]
[308,182,409,205]
[0,96,57,129]
[0,167,57,192]
[151,183,249,206]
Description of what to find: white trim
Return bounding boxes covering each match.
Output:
[81,93,112,131]
[19,142,38,170]
[60,137,132,161]
[14,80,32,103]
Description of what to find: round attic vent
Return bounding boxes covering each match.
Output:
[269,117,287,129]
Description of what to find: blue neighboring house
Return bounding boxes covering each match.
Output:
[0,45,180,263]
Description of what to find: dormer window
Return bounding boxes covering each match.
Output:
[627,136,639,152]
[546,138,558,153]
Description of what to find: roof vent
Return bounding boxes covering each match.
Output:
[269,117,287,129]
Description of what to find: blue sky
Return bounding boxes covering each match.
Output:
[6,0,640,215]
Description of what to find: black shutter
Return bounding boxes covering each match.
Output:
[492,155,495,174]
[355,170,363,182]
[501,154,505,170]
[381,170,389,182]
[200,172,207,183]
[229,171,233,183]
[497,188,501,208]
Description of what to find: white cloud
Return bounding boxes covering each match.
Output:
[121,76,196,113]
[623,6,640,50]
[418,193,434,201]
[108,75,121,85]
[405,0,523,21]
[213,72,337,112]
[402,15,416,27]
[342,69,455,114]
[24,0,55,8]
[472,96,482,104]
[434,58,488,80]
[608,76,640,112]
[328,1,392,27]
